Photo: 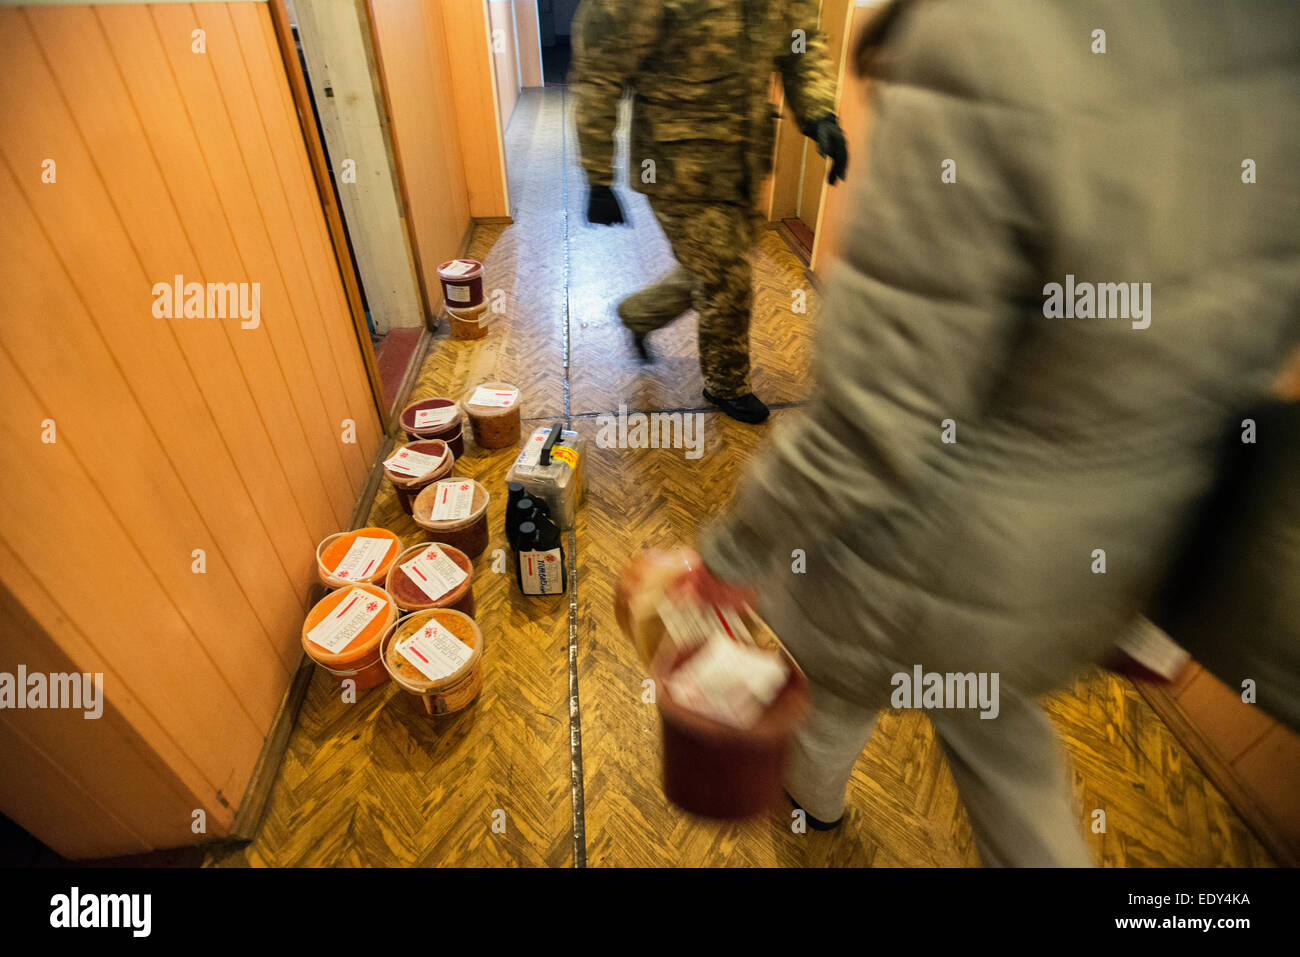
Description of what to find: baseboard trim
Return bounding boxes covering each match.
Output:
[1134,679,1297,866]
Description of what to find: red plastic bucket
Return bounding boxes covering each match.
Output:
[651,640,810,819]
[383,439,454,516]
[400,396,465,458]
[385,541,476,616]
[437,258,484,309]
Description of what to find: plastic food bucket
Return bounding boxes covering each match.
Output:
[301,583,396,691]
[315,527,402,589]
[461,382,521,450]
[437,258,484,309]
[411,478,490,559]
[381,608,484,715]
[400,396,465,458]
[446,301,490,340]
[651,640,810,819]
[385,542,475,616]
[384,439,454,516]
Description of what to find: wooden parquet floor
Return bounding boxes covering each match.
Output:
[206,89,1274,868]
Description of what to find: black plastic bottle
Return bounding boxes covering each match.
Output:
[515,519,567,596]
[509,496,553,550]
[504,482,526,549]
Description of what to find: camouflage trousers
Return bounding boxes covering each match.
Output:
[618,200,759,398]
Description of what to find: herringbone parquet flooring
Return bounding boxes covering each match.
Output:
[206,88,1274,868]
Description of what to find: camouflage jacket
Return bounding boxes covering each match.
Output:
[571,0,839,204]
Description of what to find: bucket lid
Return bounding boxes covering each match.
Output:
[381,608,483,694]
[384,440,452,486]
[316,527,401,585]
[401,397,462,435]
[461,382,519,415]
[302,583,395,666]
[437,258,483,281]
[386,542,473,610]
[412,479,489,530]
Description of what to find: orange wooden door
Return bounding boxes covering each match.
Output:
[0,1,381,859]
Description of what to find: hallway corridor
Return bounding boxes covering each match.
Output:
[206,88,1274,868]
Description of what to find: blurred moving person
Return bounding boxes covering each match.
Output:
[571,0,848,424]
[678,0,1300,864]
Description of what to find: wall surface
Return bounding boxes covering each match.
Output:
[437,0,512,218]
[513,0,543,87]
[369,0,475,304]
[487,0,520,135]
[0,0,381,858]
[809,1,875,273]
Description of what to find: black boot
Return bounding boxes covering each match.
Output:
[703,389,769,424]
[788,793,844,831]
[630,330,652,364]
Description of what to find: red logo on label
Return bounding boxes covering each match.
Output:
[545,555,556,563]
[365,601,378,612]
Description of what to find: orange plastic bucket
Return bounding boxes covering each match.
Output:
[651,640,810,819]
[316,527,402,589]
[385,541,475,616]
[301,583,396,691]
[380,608,484,715]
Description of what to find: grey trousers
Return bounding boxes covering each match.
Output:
[786,680,1094,867]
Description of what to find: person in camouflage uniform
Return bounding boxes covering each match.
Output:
[571,0,847,424]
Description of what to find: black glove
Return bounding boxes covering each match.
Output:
[810,115,848,185]
[586,184,625,225]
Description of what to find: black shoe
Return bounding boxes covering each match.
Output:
[703,389,769,424]
[630,330,652,364]
[788,793,844,831]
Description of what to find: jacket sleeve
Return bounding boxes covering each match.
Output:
[776,0,840,130]
[698,3,1050,585]
[570,0,665,187]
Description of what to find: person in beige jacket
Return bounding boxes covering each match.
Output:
[685,0,1300,864]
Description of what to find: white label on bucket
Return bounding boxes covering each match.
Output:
[446,284,472,303]
[468,386,517,409]
[331,536,392,581]
[413,407,458,430]
[519,548,564,595]
[442,260,476,277]
[307,589,388,654]
[384,448,444,478]
[397,621,472,682]
[401,545,468,600]
[429,480,475,520]
[667,636,788,729]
